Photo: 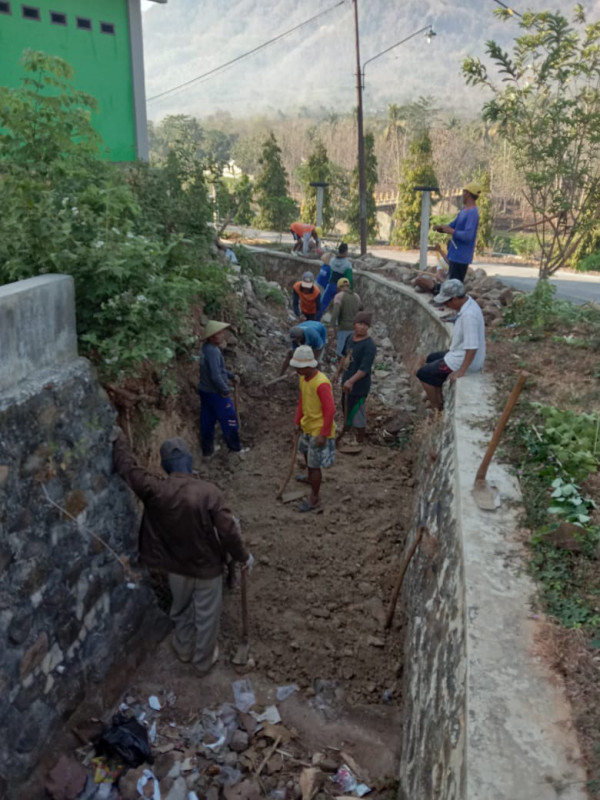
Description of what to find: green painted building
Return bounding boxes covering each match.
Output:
[0,0,165,160]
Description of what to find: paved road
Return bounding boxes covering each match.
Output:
[367,248,600,306]
[226,227,600,306]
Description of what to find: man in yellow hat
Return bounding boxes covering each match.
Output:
[432,181,481,282]
[329,277,362,359]
[198,321,241,457]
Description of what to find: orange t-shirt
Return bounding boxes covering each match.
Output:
[293,281,321,315]
[290,222,315,237]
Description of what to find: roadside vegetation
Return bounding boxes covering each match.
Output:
[491,285,600,793]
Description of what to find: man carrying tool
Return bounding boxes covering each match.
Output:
[198,320,242,458]
[334,311,377,445]
[113,432,253,674]
[416,278,486,411]
[329,277,362,360]
[432,181,481,282]
[280,320,328,374]
[292,271,322,320]
[290,221,322,256]
[291,345,336,512]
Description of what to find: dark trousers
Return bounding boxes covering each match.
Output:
[199,391,241,456]
[448,261,469,282]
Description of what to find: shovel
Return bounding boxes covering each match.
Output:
[234,383,242,432]
[472,372,527,511]
[276,429,302,500]
[231,567,250,666]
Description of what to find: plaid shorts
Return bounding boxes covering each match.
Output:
[298,433,336,469]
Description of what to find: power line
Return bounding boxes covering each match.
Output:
[492,0,522,18]
[147,0,347,103]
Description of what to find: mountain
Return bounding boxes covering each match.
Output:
[141,0,599,120]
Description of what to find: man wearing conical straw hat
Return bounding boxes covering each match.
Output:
[198,321,242,457]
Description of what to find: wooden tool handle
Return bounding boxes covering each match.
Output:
[384,526,425,630]
[276,429,302,498]
[240,566,248,641]
[475,372,527,483]
[234,383,241,432]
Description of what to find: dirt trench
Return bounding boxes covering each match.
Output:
[34,296,421,798]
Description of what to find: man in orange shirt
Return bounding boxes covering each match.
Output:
[290,221,321,255]
[292,271,322,320]
[291,345,336,513]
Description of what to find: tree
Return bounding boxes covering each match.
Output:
[298,138,333,231]
[149,114,204,164]
[232,174,255,226]
[255,132,297,231]
[391,131,438,248]
[346,132,379,242]
[463,6,600,278]
[475,170,493,254]
[383,103,405,184]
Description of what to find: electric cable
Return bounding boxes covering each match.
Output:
[492,0,522,18]
[147,0,347,103]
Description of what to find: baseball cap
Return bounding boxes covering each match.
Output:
[301,271,315,289]
[337,277,350,289]
[463,181,482,198]
[433,279,467,304]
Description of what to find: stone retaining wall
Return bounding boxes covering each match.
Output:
[0,276,168,795]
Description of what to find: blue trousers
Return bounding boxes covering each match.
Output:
[316,283,338,320]
[199,391,241,456]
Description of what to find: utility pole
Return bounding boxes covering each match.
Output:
[352,0,367,255]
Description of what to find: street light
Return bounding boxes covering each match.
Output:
[351,1,436,254]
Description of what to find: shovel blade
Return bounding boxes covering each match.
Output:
[231,642,250,666]
[472,479,500,511]
[281,488,307,504]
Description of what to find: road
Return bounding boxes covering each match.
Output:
[226,226,600,306]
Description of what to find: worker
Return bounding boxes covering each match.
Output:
[290,221,322,256]
[416,279,486,411]
[432,181,481,282]
[318,242,353,320]
[113,432,253,674]
[292,271,322,320]
[315,252,334,293]
[334,311,377,445]
[280,320,328,374]
[329,277,362,359]
[291,345,336,512]
[198,320,241,458]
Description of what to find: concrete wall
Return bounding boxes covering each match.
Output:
[0,275,78,393]
[0,275,168,796]
[253,249,587,800]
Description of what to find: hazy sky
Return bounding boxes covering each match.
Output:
[140,0,600,121]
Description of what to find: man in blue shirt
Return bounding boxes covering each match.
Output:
[198,320,242,457]
[433,181,481,282]
[280,321,328,374]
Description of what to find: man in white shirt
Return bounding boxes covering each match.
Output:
[416,279,486,411]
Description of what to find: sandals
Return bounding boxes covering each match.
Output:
[295,474,309,483]
[297,499,322,514]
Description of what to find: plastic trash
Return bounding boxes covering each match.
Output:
[331,765,370,795]
[96,713,152,767]
[149,721,157,744]
[231,679,256,713]
[276,684,298,702]
[148,696,161,711]
[269,791,286,800]
[188,794,200,800]
[136,769,161,800]
[250,705,281,725]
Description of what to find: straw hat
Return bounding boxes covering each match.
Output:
[203,320,231,340]
[463,181,482,198]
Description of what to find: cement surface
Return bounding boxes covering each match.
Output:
[454,375,587,800]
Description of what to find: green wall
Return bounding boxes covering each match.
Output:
[0,0,137,161]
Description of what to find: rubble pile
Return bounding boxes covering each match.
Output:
[354,255,519,327]
[45,681,381,800]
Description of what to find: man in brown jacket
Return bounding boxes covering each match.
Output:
[114,432,252,675]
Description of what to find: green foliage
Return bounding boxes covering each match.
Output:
[232,174,255,226]
[346,132,379,243]
[463,8,600,278]
[0,50,226,377]
[298,139,334,231]
[255,132,297,231]
[474,170,493,254]
[576,251,600,273]
[504,279,580,330]
[492,231,540,258]
[512,404,600,629]
[391,131,438,248]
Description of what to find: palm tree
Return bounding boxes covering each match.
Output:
[383,103,406,184]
